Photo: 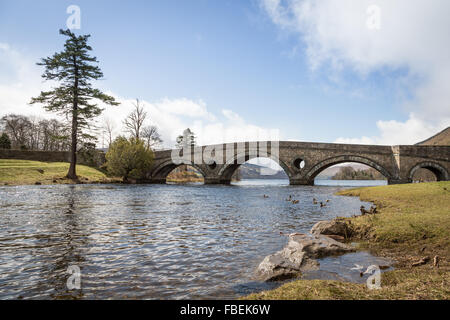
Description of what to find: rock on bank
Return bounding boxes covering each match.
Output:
[256,233,355,281]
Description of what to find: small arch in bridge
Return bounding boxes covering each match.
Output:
[409,162,449,182]
[304,155,392,185]
[207,161,217,170]
[151,160,206,184]
[166,165,204,184]
[293,158,306,170]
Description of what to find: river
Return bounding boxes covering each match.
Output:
[0,179,388,299]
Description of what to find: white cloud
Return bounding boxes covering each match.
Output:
[222,109,243,123]
[261,0,450,144]
[153,98,216,121]
[97,95,280,148]
[0,43,50,118]
[335,113,445,145]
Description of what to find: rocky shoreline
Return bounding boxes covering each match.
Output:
[255,219,358,282]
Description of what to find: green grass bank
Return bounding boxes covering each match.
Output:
[244,181,450,300]
[0,159,117,185]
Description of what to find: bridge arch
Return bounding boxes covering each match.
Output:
[150,159,207,182]
[304,155,393,184]
[408,161,449,181]
[218,151,292,181]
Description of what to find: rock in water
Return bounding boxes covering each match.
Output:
[256,233,354,281]
[290,233,355,259]
[310,220,353,238]
[326,234,345,242]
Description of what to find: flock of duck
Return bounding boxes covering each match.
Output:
[262,194,331,207]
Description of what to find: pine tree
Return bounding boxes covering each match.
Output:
[0,133,11,149]
[30,29,119,179]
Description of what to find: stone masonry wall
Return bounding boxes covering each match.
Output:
[0,149,105,167]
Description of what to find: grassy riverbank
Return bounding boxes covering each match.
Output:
[166,169,204,183]
[0,159,117,185]
[245,181,450,300]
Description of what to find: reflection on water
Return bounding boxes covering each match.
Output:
[0,180,381,299]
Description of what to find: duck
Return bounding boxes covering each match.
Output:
[286,195,292,201]
[313,198,318,204]
[360,205,370,215]
[320,202,326,207]
[351,264,364,271]
[292,200,299,204]
[263,194,269,198]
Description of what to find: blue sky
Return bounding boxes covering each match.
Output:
[0,0,448,146]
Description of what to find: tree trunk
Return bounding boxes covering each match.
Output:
[67,109,78,179]
[67,58,79,180]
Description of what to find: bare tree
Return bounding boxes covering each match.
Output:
[123,99,147,140]
[0,114,70,151]
[102,117,116,148]
[28,116,41,150]
[142,125,163,150]
[0,114,32,149]
[40,119,70,151]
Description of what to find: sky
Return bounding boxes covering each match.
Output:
[0,0,449,149]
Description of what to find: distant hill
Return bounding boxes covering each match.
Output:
[235,163,288,180]
[416,127,450,145]
[316,163,369,179]
[331,166,385,180]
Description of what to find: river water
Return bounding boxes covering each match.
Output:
[0,179,388,299]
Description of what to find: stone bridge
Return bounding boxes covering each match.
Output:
[147,141,450,185]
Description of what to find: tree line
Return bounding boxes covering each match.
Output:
[0,114,70,151]
[331,166,385,180]
[0,101,165,152]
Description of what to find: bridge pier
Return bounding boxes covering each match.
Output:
[147,178,167,184]
[289,178,314,185]
[204,178,232,185]
[387,179,411,185]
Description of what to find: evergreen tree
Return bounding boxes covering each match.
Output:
[0,133,11,149]
[30,29,119,179]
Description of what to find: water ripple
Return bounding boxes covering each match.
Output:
[0,181,382,299]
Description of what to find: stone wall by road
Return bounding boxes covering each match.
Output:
[0,149,106,167]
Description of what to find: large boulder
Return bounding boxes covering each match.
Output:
[256,233,354,281]
[310,220,353,238]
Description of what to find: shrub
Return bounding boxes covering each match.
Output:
[105,136,154,182]
[78,142,104,167]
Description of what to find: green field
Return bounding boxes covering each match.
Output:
[245,181,450,300]
[0,159,114,185]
